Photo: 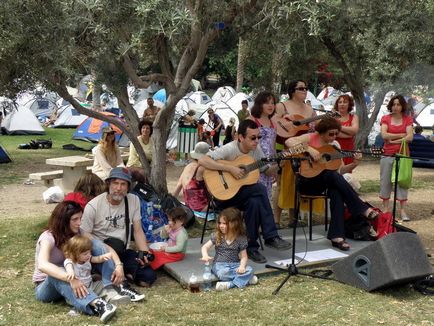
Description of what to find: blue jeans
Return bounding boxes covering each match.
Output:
[90,239,117,286]
[212,262,253,288]
[35,276,98,315]
[92,239,157,285]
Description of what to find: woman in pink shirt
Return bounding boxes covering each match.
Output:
[380,95,414,221]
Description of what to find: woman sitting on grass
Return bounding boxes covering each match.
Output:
[32,201,121,323]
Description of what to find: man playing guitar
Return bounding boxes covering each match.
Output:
[198,119,292,264]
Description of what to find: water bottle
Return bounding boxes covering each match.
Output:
[188,273,200,293]
[202,262,212,292]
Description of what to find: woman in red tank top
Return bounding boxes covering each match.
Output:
[333,94,359,167]
[379,95,414,221]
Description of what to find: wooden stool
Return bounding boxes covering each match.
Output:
[299,194,329,241]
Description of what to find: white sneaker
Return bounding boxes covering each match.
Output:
[402,215,411,222]
[215,281,231,291]
[91,298,117,323]
[119,284,145,302]
[248,275,258,285]
[101,286,131,305]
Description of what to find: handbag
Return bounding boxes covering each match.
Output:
[391,139,413,189]
[183,167,208,212]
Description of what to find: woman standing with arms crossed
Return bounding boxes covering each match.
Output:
[248,91,278,199]
[273,80,317,228]
[333,94,359,167]
[380,95,413,221]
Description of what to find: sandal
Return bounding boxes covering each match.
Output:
[331,239,350,251]
[366,209,379,220]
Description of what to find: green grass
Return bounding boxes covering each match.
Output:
[0,215,433,325]
[360,178,434,194]
[1,128,433,325]
[0,128,93,185]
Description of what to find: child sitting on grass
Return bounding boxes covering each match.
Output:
[149,207,189,270]
[201,207,258,291]
[63,235,133,313]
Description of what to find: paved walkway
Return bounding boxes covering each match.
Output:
[163,225,373,287]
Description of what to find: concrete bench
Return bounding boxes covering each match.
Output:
[29,170,64,187]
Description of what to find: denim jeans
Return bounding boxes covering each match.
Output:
[90,239,117,287]
[212,262,253,288]
[92,239,157,285]
[35,276,98,315]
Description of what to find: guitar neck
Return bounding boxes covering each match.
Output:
[296,114,324,125]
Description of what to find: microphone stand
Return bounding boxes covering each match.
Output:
[263,156,329,295]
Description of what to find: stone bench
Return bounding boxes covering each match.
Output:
[29,170,64,187]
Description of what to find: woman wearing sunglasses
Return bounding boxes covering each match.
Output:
[285,117,378,251]
[273,80,317,229]
[248,91,278,199]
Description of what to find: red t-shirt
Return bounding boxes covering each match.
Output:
[380,114,413,155]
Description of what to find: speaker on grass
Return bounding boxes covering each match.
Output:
[332,232,433,291]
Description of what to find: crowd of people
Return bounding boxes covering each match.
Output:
[33,86,421,321]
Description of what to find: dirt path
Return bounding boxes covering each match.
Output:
[2,161,433,254]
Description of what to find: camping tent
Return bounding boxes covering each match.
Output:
[53,104,89,128]
[225,92,254,113]
[16,90,59,118]
[212,86,236,103]
[0,145,12,163]
[416,103,434,128]
[1,105,45,135]
[72,112,124,143]
[306,91,324,109]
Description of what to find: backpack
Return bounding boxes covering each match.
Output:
[160,194,195,229]
[370,210,395,239]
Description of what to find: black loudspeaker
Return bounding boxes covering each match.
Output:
[332,232,433,291]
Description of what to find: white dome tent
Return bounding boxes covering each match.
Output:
[416,103,434,128]
[212,86,236,103]
[53,103,88,128]
[1,104,45,135]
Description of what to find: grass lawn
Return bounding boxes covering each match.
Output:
[0,129,433,325]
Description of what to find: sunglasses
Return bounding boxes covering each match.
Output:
[295,87,308,91]
[328,131,339,137]
[249,135,262,141]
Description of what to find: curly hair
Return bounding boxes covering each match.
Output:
[387,94,408,115]
[63,234,92,263]
[47,201,82,248]
[315,116,342,134]
[215,207,245,246]
[333,94,355,113]
[139,119,153,136]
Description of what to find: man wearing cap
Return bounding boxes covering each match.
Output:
[81,167,155,300]
[173,142,209,212]
[198,119,291,263]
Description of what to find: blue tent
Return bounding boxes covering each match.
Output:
[153,89,166,104]
[72,113,124,143]
[0,145,11,163]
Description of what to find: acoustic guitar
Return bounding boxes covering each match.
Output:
[299,145,383,178]
[203,144,306,200]
[272,111,340,138]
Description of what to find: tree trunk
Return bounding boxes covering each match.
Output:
[236,37,248,92]
[271,50,284,95]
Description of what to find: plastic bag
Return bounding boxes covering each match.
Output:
[42,186,64,204]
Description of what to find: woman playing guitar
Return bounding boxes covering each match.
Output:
[285,117,379,251]
[273,80,316,228]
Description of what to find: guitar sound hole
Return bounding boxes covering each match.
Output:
[323,154,332,161]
